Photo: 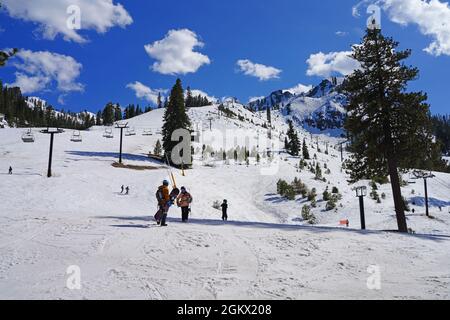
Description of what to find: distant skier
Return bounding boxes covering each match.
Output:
[8,166,12,175]
[120,185,124,194]
[125,186,129,195]
[176,186,193,222]
[155,180,170,226]
[221,199,228,221]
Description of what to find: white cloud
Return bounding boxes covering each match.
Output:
[8,49,84,99]
[236,59,282,81]
[126,81,166,105]
[381,0,450,56]
[10,73,50,94]
[144,29,211,75]
[306,51,360,77]
[336,31,349,37]
[1,0,132,43]
[353,0,450,56]
[284,83,313,95]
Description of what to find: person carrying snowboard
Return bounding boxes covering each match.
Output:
[155,180,170,226]
[176,186,193,222]
[221,199,228,221]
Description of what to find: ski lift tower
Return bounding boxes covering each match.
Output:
[40,127,64,178]
[412,170,436,217]
[115,122,129,164]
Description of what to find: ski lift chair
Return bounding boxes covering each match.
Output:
[21,129,35,143]
[125,127,136,136]
[103,128,114,138]
[70,131,82,142]
[142,129,153,136]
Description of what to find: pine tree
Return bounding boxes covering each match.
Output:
[302,138,310,160]
[114,105,122,121]
[102,103,115,125]
[186,86,193,109]
[286,120,300,156]
[153,139,162,156]
[342,29,440,232]
[162,79,191,161]
[96,110,102,125]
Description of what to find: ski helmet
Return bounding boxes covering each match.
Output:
[163,179,169,186]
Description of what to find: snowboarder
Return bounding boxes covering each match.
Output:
[8,166,12,175]
[221,199,228,221]
[176,186,193,222]
[125,186,129,195]
[120,185,124,194]
[412,208,415,214]
[155,180,171,226]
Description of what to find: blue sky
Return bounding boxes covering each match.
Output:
[0,0,449,114]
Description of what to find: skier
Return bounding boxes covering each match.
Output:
[8,166,12,175]
[221,199,228,221]
[176,186,193,222]
[120,185,124,194]
[125,186,129,195]
[155,180,170,226]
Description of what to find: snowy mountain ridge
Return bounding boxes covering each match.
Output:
[248,78,347,136]
[26,96,97,124]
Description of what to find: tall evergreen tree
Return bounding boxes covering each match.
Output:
[102,103,115,125]
[157,92,163,109]
[343,29,440,232]
[96,110,102,125]
[114,104,122,121]
[302,138,310,160]
[286,120,300,156]
[185,86,193,109]
[162,79,191,161]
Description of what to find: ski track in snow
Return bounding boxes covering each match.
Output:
[1,105,450,299]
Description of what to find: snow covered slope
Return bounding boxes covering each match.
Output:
[1,103,450,299]
[248,79,347,136]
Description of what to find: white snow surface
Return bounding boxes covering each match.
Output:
[1,104,450,300]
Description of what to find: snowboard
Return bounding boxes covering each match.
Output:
[154,188,180,222]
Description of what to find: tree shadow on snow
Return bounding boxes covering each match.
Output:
[65,151,163,165]
[409,196,450,208]
[94,215,450,243]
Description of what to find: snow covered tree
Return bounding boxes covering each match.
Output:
[343,29,440,232]
[315,163,322,180]
[153,139,162,156]
[162,79,191,161]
